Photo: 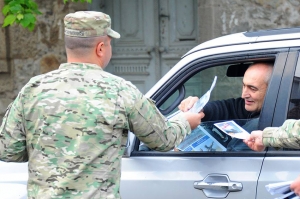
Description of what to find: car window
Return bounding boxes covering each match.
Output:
[283,59,300,152]
[162,65,248,152]
[140,61,271,152]
[287,69,300,119]
[184,65,243,101]
[159,65,243,116]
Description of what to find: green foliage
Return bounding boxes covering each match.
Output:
[63,0,92,3]
[2,0,41,31]
[2,0,92,31]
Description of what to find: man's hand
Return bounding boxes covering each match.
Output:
[182,111,205,130]
[178,96,199,112]
[243,130,266,152]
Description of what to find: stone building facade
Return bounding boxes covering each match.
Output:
[0,0,300,121]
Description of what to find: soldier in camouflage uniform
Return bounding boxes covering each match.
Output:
[0,11,205,199]
[243,119,300,151]
[243,120,300,197]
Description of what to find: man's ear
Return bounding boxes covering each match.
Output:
[96,41,104,57]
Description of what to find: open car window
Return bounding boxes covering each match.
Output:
[139,61,273,152]
[159,64,244,116]
[163,64,252,152]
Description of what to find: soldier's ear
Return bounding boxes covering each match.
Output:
[96,41,104,57]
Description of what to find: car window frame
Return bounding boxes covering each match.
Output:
[126,48,291,157]
[272,49,300,125]
[263,48,300,154]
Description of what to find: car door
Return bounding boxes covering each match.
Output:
[0,161,28,199]
[256,49,300,199]
[120,46,289,199]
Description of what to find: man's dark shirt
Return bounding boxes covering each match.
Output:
[203,97,260,121]
[202,97,260,151]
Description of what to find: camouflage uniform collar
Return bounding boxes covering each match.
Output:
[59,62,103,70]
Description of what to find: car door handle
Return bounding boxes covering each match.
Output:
[194,181,243,191]
[194,174,243,198]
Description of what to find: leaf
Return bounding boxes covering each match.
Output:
[2,14,16,27]
[33,10,42,15]
[20,13,35,27]
[9,4,23,14]
[2,0,94,30]
[7,1,19,8]
[27,22,35,31]
[16,13,24,20]
[2,5,10,16]
[28,0,39,10]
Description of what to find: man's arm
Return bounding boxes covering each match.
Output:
[0,94,28,162]
[262,119,300,149]
[178,96,249,121]
[119,82,204,152]
[244,119,300,151]
[128,93,204,151]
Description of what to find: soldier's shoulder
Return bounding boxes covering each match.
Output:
[102,71,138,89]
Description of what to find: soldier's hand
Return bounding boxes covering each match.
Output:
[178,96,199,112]
[183,111,205,130]
[243,130,265,152]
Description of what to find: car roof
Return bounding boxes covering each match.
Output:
[182,27,300,58]
[146,27,300,98]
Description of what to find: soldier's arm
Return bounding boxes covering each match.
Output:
[127,91,191,152]
[262,119,300,149]
[0,94,28,162]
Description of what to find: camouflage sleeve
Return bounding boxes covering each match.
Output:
[127,90,191,152]
[0,94,28,162]
[262,119,300,149]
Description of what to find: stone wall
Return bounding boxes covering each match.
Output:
[1,0,300,122]
[198,0,300,43]
[0,1,88,121]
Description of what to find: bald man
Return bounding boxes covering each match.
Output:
[179,62,273,151]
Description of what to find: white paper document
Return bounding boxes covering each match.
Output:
[188,76,217,113]
[167,76,217,119]
[214,120,250,139]
[265,181,299,199]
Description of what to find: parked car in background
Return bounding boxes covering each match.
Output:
[1,27,300,199]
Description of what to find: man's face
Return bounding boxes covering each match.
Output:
[241,64,270,113]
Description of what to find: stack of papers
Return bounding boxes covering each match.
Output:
[176,125,226,152]
[266,181,300,199]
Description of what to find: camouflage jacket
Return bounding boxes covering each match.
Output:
[0,63,191,199]
[263,119,300,149]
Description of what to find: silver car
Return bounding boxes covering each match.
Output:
[2,27,300,199]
